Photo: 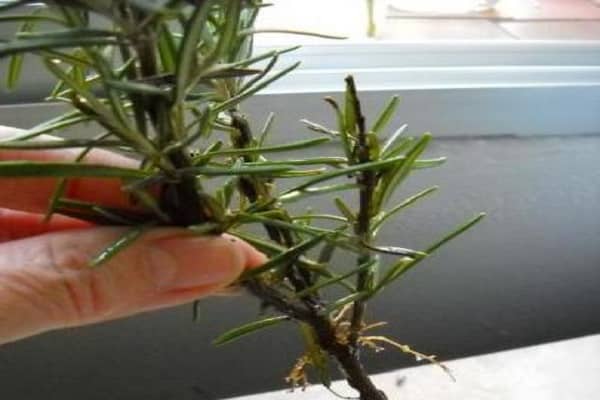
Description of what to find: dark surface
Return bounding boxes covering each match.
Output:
[0,131,599,399]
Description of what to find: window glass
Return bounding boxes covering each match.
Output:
[255,0,600,43]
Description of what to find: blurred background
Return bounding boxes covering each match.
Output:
[256,0,600,41]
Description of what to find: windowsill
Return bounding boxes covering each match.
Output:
[252,39,600,96]
[225,334,600,400]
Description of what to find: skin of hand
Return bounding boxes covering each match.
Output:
[0,126,266,345]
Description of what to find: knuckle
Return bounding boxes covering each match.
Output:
[58,271,115,325]
[43,236,116,325]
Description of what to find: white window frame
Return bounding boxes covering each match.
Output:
[257,40,600,92]
[249,39,600,136]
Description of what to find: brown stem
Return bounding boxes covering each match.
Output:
[133,22,212,225]
[230,110,386,399]
[312,317,388,400]
[117,5,148,137]
[347,76,376,348]
[230,111,314,294]
[245,280,386,400]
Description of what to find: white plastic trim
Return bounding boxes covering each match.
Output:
[254,40,600,94]
[256,40,600,69]
[263,66,600,94]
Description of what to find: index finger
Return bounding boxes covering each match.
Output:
[0,126,138,214]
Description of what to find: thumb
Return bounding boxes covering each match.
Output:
[0,227,265,345]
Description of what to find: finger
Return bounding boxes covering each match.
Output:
[0,227,266,345]
[0,208,91,242]
[0,126,138,213]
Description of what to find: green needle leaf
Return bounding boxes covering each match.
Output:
[371,95,400,136]
[360,242,427,258]
[258,112,275,146]
[283,155,405,194]
[381,124,408,155]
[44,132,113,222]
[105,79,172,98]
[280,183,360,204]
[372,186,439,232]
[374,212,486,293]
[20,111,89,139]
[181,164,293,177]
[301,119,338,137]
[426,212,487,254]
[89,226,148,267]
[231,230,325,271]
[6,9,39,90]
[383,136,414,159]
[217,46,300,71]
[214,0,241,61]
[0,36,120,57]
[344,79,359,137]
[325,292,369,315]
[239,213,350,244]
[295,259,377,298]
[213,316,288,346]
[16,29,120,40]
[195,137,331,163]
[7,50,25,89]
[157,22,177,73]
[293,214,347,224]
[240,55,278,94]
[43,58,156,155]
[334,197,355,222]
[243,157,345,169]
[0,161,148,179]
[240,29,346,40]
[376,133,432,209]
[201,66,262,80]
[175,0,213,102]
[188,222,222,235]
[414,157,446,169]
[0,139,124,150]
[241,234,328,280]
[324,97,352,159]
[212,61,301,113]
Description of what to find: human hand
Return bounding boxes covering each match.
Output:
[0,127,265,345]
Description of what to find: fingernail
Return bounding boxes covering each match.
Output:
[144,236,244,291]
